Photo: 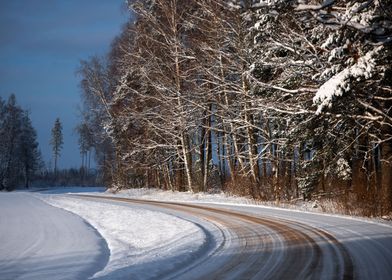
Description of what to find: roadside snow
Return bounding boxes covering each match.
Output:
[93,187,392,227]
[37,192,205,279]
[41,186,391,226]
[0,192,108,280]
[102,187,326,213]
[106,187,254,205]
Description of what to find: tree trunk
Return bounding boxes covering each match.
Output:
[165,163,173,191]
[200,115,206,184]
[181,133,193,192]
[25,163,29,189]
[380,140,392,214]
[201,106,212,192]
[352,135,368,204]
[88,150,91,170]
[220,54,244,175]
[223,131,234,182]
[54,154,58,178]
[203,129,210,192]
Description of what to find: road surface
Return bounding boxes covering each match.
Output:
[77,195,392,280]
[1,191,392,279]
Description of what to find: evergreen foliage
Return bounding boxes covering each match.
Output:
[0,94,42,190]
[50,118,64,175]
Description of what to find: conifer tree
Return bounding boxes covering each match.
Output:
[50,118,63,176]
[0,94,42,190]
[20,113,41,188]
[1,94,23,190]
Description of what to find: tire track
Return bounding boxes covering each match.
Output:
[75,195,353,279]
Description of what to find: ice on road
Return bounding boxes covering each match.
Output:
[0,192,108,280]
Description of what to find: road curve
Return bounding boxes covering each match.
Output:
[75,195,378,280]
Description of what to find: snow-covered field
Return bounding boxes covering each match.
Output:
[2,186,392,279]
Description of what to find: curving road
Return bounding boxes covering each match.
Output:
[2,191,391,279]
[77,195,392,280]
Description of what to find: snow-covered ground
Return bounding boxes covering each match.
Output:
[31,188,207,279]
[2,186,392,279]
[0,192,108,280]
[93,187,392,225]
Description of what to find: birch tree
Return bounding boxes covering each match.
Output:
[77,0,392,215]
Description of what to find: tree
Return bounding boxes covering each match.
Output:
[77,56,115,185]
[76,122,94,186]
[0,94,23,190]
[76,122,93,170]
[246,0,392,210]
[19,113,42,188]
[0,94,42,190]
[76,0,392,215]
[50,118,63,176]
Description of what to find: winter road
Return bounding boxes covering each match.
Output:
[1,191,392,279]
[77,195,392,280]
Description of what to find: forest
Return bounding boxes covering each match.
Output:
[0,94,42,190]
[0,95,99,190]
[77,0,392,216]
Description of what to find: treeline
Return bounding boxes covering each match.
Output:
[0,94,42,190]
[0,95,100,190]
[78,0,392,215]
[34,168,100,187]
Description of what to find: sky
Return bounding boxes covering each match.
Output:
[0,0,129,169]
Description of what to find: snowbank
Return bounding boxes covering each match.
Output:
[97,187,392,227]
[38,193,205,279]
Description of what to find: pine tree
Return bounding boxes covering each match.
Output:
[50,118,63,176]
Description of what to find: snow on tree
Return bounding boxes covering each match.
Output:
[313,46,382,114]
[77,0,392,215]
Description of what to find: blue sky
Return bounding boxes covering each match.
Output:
[0,0,129,169]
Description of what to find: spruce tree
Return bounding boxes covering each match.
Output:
[50,118,63,176]
[20,113,41,188]
[0,94,42,190]
[1,94,23,190]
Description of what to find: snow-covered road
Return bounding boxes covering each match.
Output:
[78,195,392,279]
[0,192,108,280]
[2,189,392,279]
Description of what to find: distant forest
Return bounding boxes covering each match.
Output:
[0,95,100,190]
[77,0,392,216]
